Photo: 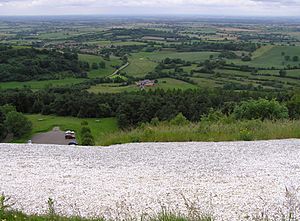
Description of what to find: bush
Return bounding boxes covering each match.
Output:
[239,129,254,141]
[4,111,32,138]
[80,126,95,146]
[170,113,189,126]
[233,99,289,121]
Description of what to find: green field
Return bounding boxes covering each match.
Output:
[87,40,147,46]
[88,78,198,94]
[231,46,300,68]
[124,54,157,77]
[133,51,220,62]
[21,114,119,145]
[78,54,122,78]
[0,78,86,90]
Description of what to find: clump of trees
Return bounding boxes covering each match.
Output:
[233,99,289,121]
[0,47,89,82]
[0,105,32,141]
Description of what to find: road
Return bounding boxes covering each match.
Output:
[1,140,300,220]
[108,62,129,77]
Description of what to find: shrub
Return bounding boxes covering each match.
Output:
[233,99,289,121]
[170,113,189,126]
[4,111,32,138]
[80,126,95,146]
[239,129,254,141]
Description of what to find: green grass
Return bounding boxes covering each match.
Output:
[99,119,300,146]
[0,194,212,221]
[88,78,198,94]
[78,54,122,78]
[15,115,118,144]
[87,40,147,46]
[133,51,220,62]
[231,45,300,68]
[251,45,275,59]
[124,54,157,77]
[0,78,86,90]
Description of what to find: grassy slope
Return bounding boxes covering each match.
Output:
[15,115,118,144]
[231,46,300,68]
[100,120,300,146]
[0,78,86,90]
[78,54,122,78]
[124,54,157,77]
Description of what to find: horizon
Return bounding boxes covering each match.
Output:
[0,0,300,17]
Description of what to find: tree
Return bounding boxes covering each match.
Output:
[99,61,106,69]
[4,111,32,138]
[293,56,299,62]
[233,99,289,121]
[284,55,290,61]
[241,56,251,62]
[92,63,99,70]
[80,126,95,146]
[279,69,287,77]
[0,104,16,115]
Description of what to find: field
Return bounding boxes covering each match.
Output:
[0,78,86,90]
[231,46,300,68]
[88,78,198,94]
[1,18,300,93]
[15,115,118,144]
[78,54,122,78]
[136,51,220,62]
[124,54,157,77]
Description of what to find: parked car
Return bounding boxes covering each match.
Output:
[68,141,78,146]
[65,130,76,139]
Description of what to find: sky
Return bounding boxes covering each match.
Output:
[0,0,299,17]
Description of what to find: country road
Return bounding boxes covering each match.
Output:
[1,140,300,220]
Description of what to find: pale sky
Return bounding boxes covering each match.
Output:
[0,0,299,16]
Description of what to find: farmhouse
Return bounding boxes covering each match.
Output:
[136,79,155,89]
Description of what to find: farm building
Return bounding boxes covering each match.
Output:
[136,80,155,89]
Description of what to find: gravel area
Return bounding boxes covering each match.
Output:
[1,140,300,220]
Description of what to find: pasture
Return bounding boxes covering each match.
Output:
[231,46,300,68]
[134,51,220,62]
[78,54,122,78]
[0,78,86,90]
[124,54,157,77]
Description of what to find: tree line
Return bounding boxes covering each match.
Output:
[0,86,295,129]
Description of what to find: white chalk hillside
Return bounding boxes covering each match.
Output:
[1,140,300,220]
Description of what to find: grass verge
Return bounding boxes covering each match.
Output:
[99,119,300,146]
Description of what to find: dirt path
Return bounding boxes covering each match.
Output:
[108,62,129,77]
[1,140,300,220]
[31,127,74,145]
